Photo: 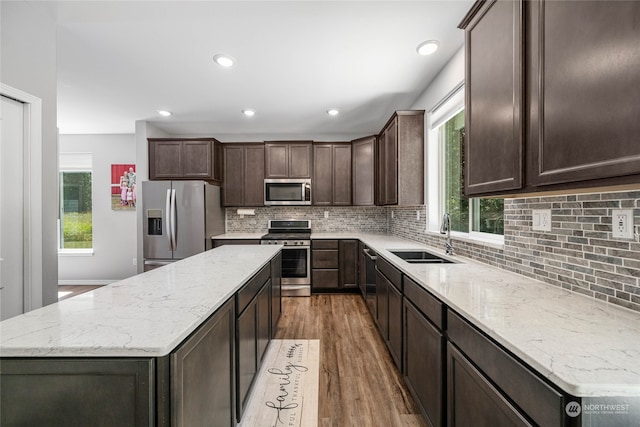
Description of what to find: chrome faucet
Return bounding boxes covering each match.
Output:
[440,213,453,255]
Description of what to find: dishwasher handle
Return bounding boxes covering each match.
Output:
[363,248,378,261]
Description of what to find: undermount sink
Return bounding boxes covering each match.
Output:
[390,250,455,264]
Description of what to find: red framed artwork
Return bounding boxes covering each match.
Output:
[111,164,136,210]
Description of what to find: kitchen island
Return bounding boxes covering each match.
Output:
[0,245,282,426]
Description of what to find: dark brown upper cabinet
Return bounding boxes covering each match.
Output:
[526,0,640,188]
[313,142,352,206]
[376,111,425,206]
[148,138,222,183]
[222,143,265,207]
[461,0,640,197]
[264,142,312,178]
[459,0,524,196]
[351,136,376,206]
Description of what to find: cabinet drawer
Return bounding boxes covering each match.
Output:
[237,264,270,315]
[312,240,339,249]
[404,276,444,330]
[312,250,338,268]
[447,311,564,427]
[376,256,402,291]
[312,270,339,288]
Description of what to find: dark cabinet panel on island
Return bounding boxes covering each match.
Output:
[171,297,235,427]
[0,358,155,426]
[235,263,272,421]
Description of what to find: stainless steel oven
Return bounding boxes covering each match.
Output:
[261,220,311,296]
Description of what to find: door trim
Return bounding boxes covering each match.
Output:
[1,83,43,312]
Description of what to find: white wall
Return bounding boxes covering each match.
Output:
[135,121,172,273]
[58,134,137,283]
[410,46,465,114]
[1,1,58,306]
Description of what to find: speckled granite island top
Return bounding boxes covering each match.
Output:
[344,233,640,398]
[0,245,281,358]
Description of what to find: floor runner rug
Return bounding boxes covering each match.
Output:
[239,339,320,427]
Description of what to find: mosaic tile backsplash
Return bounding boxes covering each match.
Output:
[225,190,640,312]
[225,206,388,233]
[389,190,640,313]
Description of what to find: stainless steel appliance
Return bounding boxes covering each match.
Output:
[264,178,311,206]
[363,246,377,315]
[142,181,224,271]
[261,219,311,296]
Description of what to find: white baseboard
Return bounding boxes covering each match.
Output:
[57,280,115,286]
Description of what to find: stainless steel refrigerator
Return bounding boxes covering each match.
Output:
[142,181,225,271]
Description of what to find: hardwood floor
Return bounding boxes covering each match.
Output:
[57,285,103,301]
[275,294,428,427]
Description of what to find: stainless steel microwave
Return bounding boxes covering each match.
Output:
[264,179,311,205]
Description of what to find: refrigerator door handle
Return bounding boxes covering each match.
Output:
[170,189,177,251]
[165,189,172,250]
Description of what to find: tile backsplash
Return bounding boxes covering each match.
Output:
[389,190,640,313]
[225,190,640,312]
[225,206,388,233]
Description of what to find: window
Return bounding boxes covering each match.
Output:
[59,153,93,251]
[428,86,504,241]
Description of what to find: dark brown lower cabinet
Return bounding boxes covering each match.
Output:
[257,280,271,363]
[403,298,443,427]
[0,358,155,426]
[387,279,402,369]
[375,268,389,338]
[447,343,531,427]
[339,239,358,289]
[236,264,272,421]
[171,298,236,427]
[312,239,359,292]
[271,254,282,338]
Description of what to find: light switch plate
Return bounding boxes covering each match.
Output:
[612,209,634,239]
[532,209,552,232]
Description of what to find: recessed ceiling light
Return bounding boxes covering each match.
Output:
[416,40,439,56]
[157,110,172,117]
[327,108,340,116]
[213,54,235,67]
[242,109,255,117]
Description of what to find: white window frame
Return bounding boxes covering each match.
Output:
[58,153,94,255]
[426,84,504,245]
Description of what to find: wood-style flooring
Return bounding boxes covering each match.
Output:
[275,294,428,427]
[57,285,102,301]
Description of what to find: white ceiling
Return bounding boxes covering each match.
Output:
[42,0,472,140]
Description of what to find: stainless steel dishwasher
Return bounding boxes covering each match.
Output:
[363,247,377,316]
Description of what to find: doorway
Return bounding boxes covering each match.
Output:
[0,95,25,320]
[0,83,43,321]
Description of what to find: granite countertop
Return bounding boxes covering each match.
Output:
[0,245,281,358]
[353,233,640,398]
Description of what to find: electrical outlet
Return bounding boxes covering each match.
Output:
[391,211,394,219]
[416,210,420,221]
[132,258,137,266]
[532,209,552,232]
[324,211,329,219]
[612,209,634,239]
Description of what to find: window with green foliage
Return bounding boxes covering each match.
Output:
[60,171,93,249]
[439,108,504,236]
